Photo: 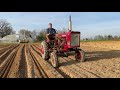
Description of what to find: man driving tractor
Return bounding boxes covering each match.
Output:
[46,23,65,49]
[46,23,57,42]
[40,16,85,68]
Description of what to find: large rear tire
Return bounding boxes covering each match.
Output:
[75,49,85,62]
[41,41,49,60]
[50,50,59,68]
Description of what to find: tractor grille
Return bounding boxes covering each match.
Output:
[70,33,80,46]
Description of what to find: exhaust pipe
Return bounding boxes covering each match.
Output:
[68,15,72,31]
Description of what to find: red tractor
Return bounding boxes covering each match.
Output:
[40,16,85,68]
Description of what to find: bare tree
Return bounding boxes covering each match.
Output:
[0,19,14,38]
[19,29,31,38]
[19,29,38,40]
[31,30,37,39]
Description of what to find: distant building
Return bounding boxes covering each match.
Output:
[0,34,34,43]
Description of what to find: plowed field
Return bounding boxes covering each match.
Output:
[0,41,120,78]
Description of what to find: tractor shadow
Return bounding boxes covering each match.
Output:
[59,50,120,66]
[58,54,79,66]
[85,50,120,62]
[59,57,79,66]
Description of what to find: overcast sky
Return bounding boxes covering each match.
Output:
[0,12,120,39]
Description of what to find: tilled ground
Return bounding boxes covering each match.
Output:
[0,41,120,78]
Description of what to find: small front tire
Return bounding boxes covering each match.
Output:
[75,49,85,62]
[50,50,59,68]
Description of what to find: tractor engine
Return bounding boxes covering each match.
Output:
[67,31,80,48]
[57,31,80,51]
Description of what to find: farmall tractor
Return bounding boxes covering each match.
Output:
[40,16,85,68]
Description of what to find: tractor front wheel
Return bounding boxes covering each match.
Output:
[50,50,59,68]
[75,49,85,62]
[41,41,49,60]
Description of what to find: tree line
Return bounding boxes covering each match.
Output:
[83,35,120,41]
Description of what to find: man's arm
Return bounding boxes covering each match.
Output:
[55,29,57,34]
[46,28,49,35]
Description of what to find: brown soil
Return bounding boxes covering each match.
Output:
[0,41,120,78]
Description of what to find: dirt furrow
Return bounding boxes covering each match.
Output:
[28,44,46,78]
[69,54,120,78]
[7,44,25,78]
[18,44,27,78]
[68,56,108,77]
[58,57,84,78]
[25,44,36,78]
[30,45,64,78]
[0,44,19,65]
[63,57,101,78]
[0,45,17,55]
[0,45,21,78]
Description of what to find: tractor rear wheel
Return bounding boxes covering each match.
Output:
[41,41,49,60]
[50,50,59,68]
[75,49,85,62]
